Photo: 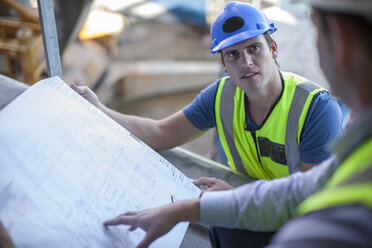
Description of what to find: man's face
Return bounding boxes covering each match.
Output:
[221,35,278,94]
[311,9,343,99]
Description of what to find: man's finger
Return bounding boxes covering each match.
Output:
[104,215,133,226]
[103,217,122,226]
[193,177,215,187]
[70,83,88,94]
[69,83,79,91]
[125,211,137,216]
[129,225,138,232]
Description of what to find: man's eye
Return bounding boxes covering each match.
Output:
[226,51,237,57]
[249,46,260,52]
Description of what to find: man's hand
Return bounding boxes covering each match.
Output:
[104,200,200,248]
[0,221,15,248]
[70,83,100,108]
[104,205,178,248]
[193,177,234,192]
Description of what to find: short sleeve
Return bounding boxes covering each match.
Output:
[182,80,220,131]
[300,91,343,163]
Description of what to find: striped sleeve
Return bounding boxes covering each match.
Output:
[200,156,337,231]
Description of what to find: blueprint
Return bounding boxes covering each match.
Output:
[0,77,200,247]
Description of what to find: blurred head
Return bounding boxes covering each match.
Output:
[302,0,372,111]
[300,0,372,24]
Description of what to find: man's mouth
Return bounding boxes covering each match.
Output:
[241,72,258,79]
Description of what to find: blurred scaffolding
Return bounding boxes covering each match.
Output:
[0,0,282,90]
[0,0,323,160]
[0,0,44,84]
[0,0,124,86]
[86,0,282,107]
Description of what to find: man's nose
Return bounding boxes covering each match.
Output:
[240,50,253,68]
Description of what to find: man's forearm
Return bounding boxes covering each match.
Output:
[99,103,166,148]
[98,106,204,151]
[173,199,201,223]
[200,156,338,231]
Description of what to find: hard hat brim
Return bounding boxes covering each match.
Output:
[211,29,268,54]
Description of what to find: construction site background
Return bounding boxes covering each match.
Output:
[0,1,332,247]
[0,0,327,163]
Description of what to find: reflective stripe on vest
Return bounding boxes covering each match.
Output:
[285,82,320,174]
[215,73,323,179]
[217,78,248,176]
[298,116,372,215]
[339,165,372,187]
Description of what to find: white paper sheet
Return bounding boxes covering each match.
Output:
[0,77,200,247]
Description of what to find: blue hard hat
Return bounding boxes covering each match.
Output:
[210,1,277,54]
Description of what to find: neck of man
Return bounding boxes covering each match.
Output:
[246,70,282,126]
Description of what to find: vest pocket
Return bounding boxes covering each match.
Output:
[257,137,287,165]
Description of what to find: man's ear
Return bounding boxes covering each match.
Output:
[271,40,278,59]
[328,15,352,68]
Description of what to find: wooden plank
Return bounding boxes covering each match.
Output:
[0,19,41,32]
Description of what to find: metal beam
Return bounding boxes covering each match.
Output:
[37,0,63,79]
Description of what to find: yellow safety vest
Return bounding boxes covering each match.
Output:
[215,72,325,180]
[298,133,372,215]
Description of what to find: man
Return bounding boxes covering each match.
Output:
[267,0,372,246]
[72,2,343,181]
[103,0,372,247]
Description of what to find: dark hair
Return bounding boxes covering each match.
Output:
[263,32,279,67]
[315,7,372,57]
[262,32,274,47]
